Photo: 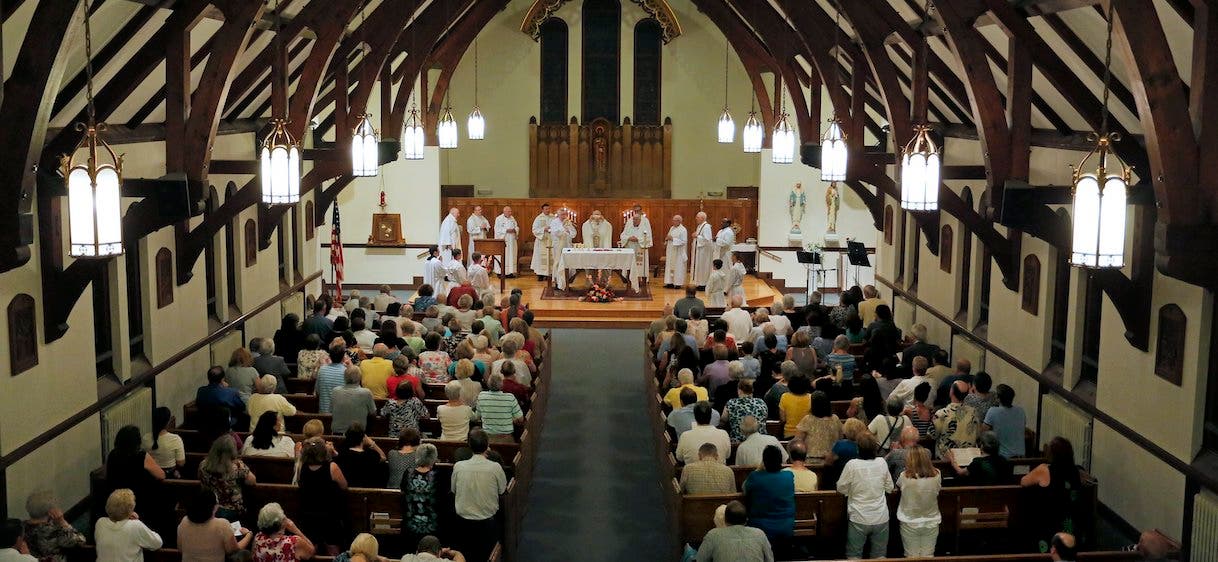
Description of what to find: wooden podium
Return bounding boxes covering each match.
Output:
[477,238,509,293]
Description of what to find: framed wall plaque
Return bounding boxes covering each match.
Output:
[368,213,405,246]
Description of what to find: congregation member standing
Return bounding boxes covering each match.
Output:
[451,430,507,562]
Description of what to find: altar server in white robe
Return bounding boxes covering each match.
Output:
[620,213,653,282]
[422,246,443,289]
[581,210,613,248]
[465,206,491,265]
[664,215,688,288]
[468,252,492,299]
[706,259,728,307]
[440,249,468,296]
[530,204,556,278]
[728,252,747,299]
[714,218,736,264]
[493,206,519,277]
[691,212,714,289]
[439,208,462,261]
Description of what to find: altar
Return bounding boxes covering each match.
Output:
[554,247,640,292]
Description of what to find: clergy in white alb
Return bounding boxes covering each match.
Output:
[468,253,491,300]
[706,259,728,307]
[581,211,613,248]
[691,212,714,288]
[728,253,746,300]
[422,247,444,289]
[664,215,688,288]
[714,219,736,264]
[493,206,519,276]
[440,249,468,297]
[465,206,491,265]
[620,214,653,281]
[530,204,556,277]
[550,215,576,250]
[439,208,462,261]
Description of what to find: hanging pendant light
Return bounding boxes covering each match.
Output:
[261,119,301,204]
[717,39,734,143]
[771,82,795,164]
[438,88,459,149]
[403,96,426,160]
[821,2,848,182]
[742,96,763,153]
[1070,7,1129,269]
[64,0,123,258]
[468,40,485,140]
[900,124,940,211]
[351,113,379,177]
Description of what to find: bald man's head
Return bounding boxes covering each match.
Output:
[899,425,920,445]
[955,358,972,375]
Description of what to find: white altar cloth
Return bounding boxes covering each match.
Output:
[555,248,639,291]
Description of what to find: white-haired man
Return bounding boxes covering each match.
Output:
[664,215,688,288]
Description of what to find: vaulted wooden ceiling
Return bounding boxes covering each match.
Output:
[1,0,1213,347]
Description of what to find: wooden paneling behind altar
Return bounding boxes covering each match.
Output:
[528,116,672,198]
[439,198,757,273]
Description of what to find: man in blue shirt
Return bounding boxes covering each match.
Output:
[982,384,1027,458]
[302,300,333,339]
[195,366,245,427]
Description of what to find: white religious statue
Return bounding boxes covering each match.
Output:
[714,218,736,264]
[664,215,688,288]
[690,211,714,289]
[493,206,519,277]
[825,181,841,234]
[466,205,491,265]
[620,213,653,282]
[530,204,556,278]
[422,246,443,289]
[440,248,468,296]
[581,210,613,248]
[789,182,807,240]
[438,208,462,261]
[468,252,492,300]
[728,252,746,300]
[705,259,728,307]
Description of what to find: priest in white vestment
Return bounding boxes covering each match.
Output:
[465,206,491,265]
[663,215,688,288]
[468,253,491,300]
[493,206,519,277]
[438,208,461,261]
[548,215,576,284]
[706,259,728,307]
[690,212,714,289]
[530,204,556,278]
[422,246,443,289]
[440,249,468,297]
[581,210,613,248]
[620,213,653,283]
[714,218,736,264]
[728,252,746,300]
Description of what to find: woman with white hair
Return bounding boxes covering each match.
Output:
[22,490,85,562]
[247,375,297,431]
[253,503,316,562]
[400,443,440,549]
[436,381,478,441]
[94,489,162,562]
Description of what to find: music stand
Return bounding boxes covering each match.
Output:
[846,241,870,286]
[796,251,822,301]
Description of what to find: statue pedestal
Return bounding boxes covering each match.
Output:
[787,228,804,243]
[822,233,843,247]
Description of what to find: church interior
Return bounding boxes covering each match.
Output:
[0,0,1213,560]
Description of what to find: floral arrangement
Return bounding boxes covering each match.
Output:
[580,282,622,303]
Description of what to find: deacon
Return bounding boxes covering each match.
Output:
[422,245,443,289]
[439,207,462,261]
[706,259,728,307]
[468,252,491,300]
[466,205,491,265]
[714,218,736,264]
[728,252,746,300]
[493,206,519,278]
[620,212,653,283]
[581,210,613,248]
[663,215,688,288]
[691,211,714,290]
[530,203,556,279]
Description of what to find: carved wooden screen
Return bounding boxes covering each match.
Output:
[156,248,174,309]
[539,18,568,124]
[582,0,620,123]
[1155,304,1185,386]
[244,219,258,267]
[1021,254,1040,315]
[634,19,662,125]
[939,225,953,273]
[529,117,671,198]
[8,294,37,375]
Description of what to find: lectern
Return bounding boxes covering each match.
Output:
[478,238,509,293]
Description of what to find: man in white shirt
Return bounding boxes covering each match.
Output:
[620,213,653,283]
[440,249,469,297]
[728,253,746,300]
[890,356,931,407]
[530,204,556,279]
[372,284,398,312]
[465,206,491,266]
[403,536,468,562]
[664,215,688,288]
[422,246,444,289]
[467,253,491,300]
[675,402,732,465]
[714,218,736,264]
[493,206,519,277]
[836,433,894,559]
[705,259,728,307]
[439,208,461,262]
[734,416,788,467]
[451,429,507,562]
[690,212,715,290]
[721,295,753,342]
[0,519,37,562]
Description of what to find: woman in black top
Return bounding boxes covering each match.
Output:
[947,431,1012,485]
[333,424,387,488]
[325,316,357,348]
[1021,436,1087,551]
[105,425,171,541]
[297,439,350,553]
[273,313,304,371]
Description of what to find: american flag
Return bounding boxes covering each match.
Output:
[330,204,344,304]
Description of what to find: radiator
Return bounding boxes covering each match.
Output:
[1039,393,1092,470]
[1194,490,1218,562]
[100,387,153,458]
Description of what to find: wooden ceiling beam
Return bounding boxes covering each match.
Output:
[688,0,776,130]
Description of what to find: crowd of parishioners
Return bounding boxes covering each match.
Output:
[649,285,1095,561]
[9,286,547,562]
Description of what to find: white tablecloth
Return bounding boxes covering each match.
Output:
[555,248,639,291]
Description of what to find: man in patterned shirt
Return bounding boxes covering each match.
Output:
[929,380,980,459]
[679,444,736,495]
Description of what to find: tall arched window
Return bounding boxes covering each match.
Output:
[959,188,973,315]
[156,248,174,309]
[939,225,953,273]
[883,205,894,245]
[582,0,620,122]
[204,186,219,319]
[225,183,239,308]
[896,210,907,283]
[304,200,315,241]
[1021,254,1041,315]
[633,19,662,125]
[539,18,569,124]
[277,216,288,285]
[910,227,922,290]
[93,266,114,377]
[1080,272,1102,385]
[125,236,144,359]
[1050,209,1072,365]
[245,219,258,267]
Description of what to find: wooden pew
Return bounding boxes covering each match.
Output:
[177,454,458,486]
[170,429,519,462]
[277,393,447,417]
[69,546,505,562]
[283,378,449,401]
[675,457,1048,492]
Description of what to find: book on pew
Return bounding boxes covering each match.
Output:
[229,521,243,537]
[951,447,982,468]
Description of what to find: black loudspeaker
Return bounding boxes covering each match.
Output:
[846,241,871,267]
[796,251,821,264]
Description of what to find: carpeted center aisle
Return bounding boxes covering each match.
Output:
[517,328,675,562]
